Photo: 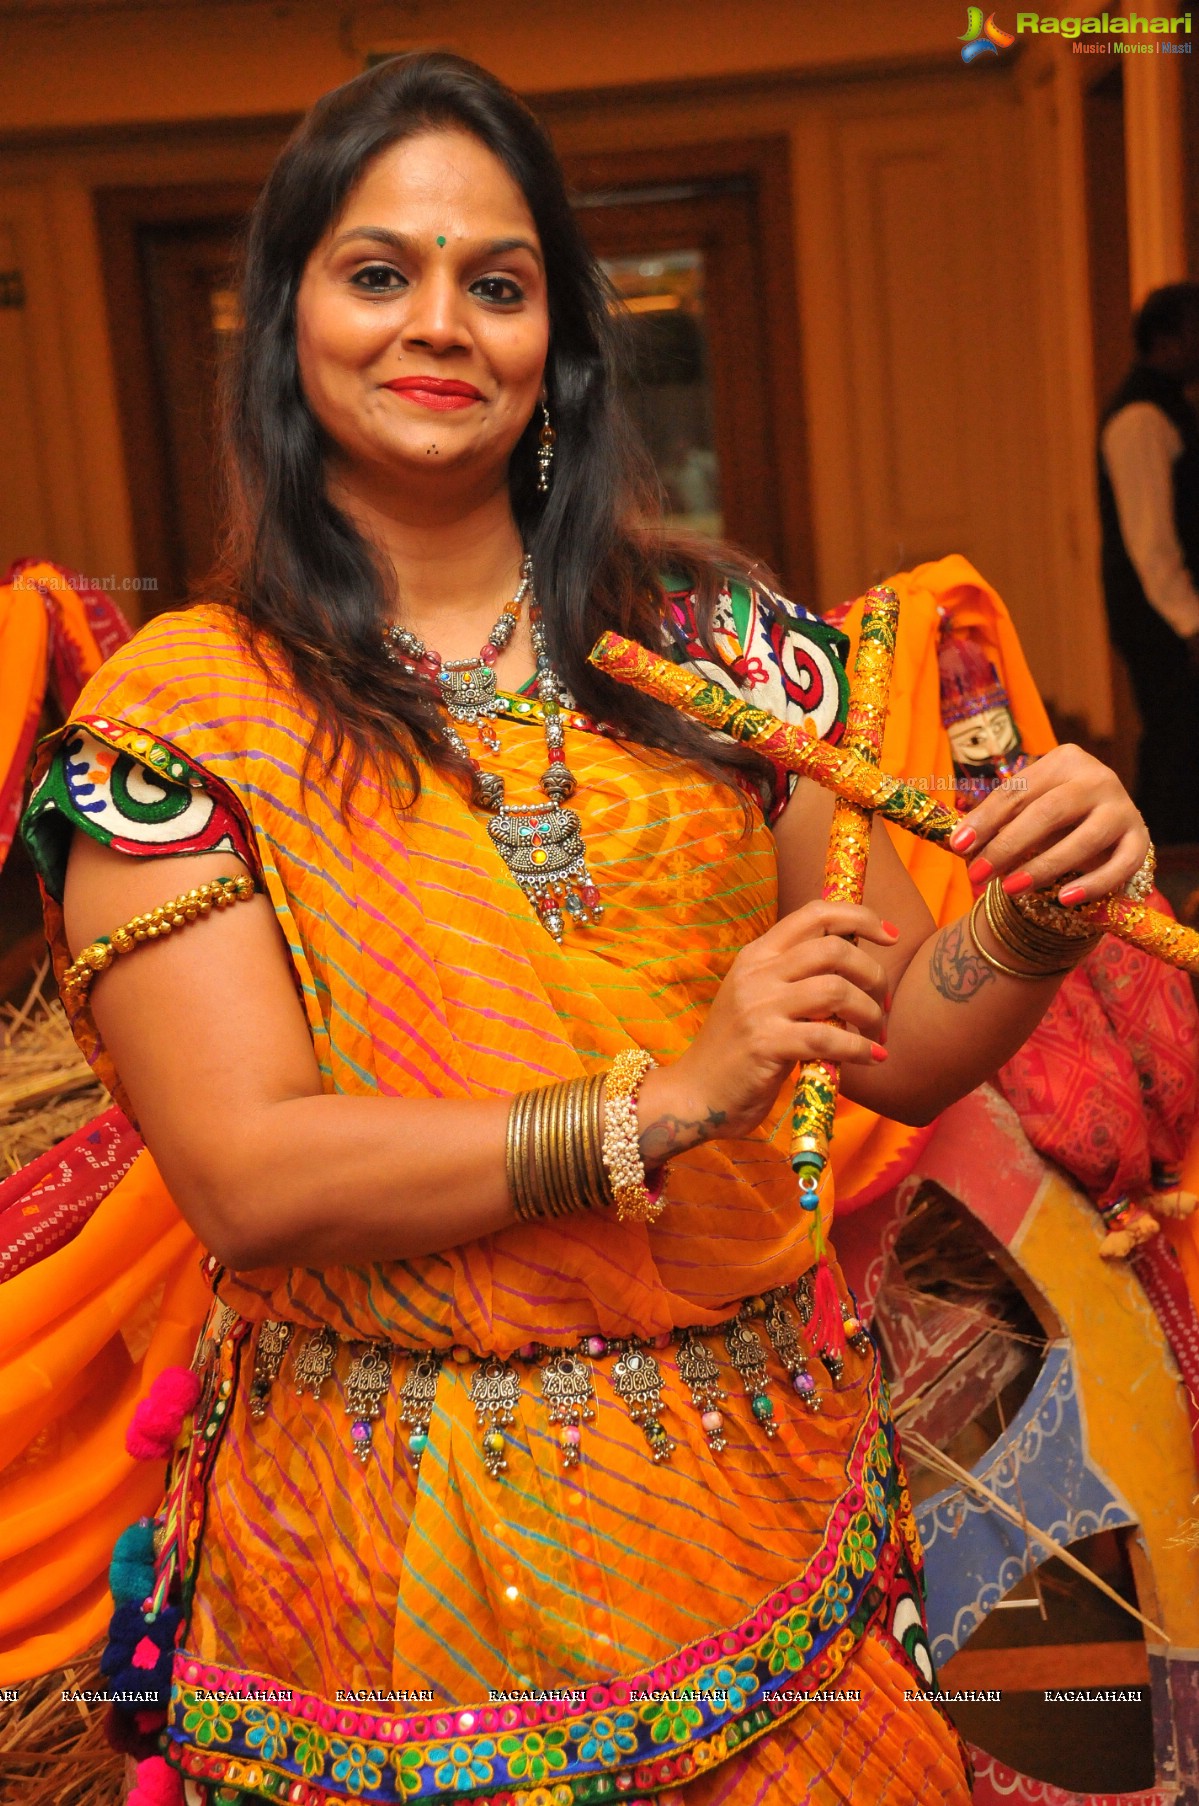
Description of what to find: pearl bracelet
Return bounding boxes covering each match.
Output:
[601,1048,665,1224]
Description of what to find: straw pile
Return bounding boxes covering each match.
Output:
[1,960,104,1173]
[0,1644,126,1806]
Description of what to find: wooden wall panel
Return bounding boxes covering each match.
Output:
[792,70,1105,726]
[0,218,56,572]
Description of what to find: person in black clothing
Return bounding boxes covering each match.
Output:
[1098,282,1199,844]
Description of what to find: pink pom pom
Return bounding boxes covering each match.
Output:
[125,1366,202,1460]
[128,1755,183,1805]
[131,1635,160,1670]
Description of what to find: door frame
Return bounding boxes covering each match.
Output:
[95,182,260,609]
[561,136,814,601]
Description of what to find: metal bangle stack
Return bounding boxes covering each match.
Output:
[971,875,1101,981]
[505,1075,610,1219]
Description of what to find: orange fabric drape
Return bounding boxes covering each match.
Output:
[0,561,163,1683]
[830,554,1056,1203]
[0,1155,207,1681]
[0,573,51,862]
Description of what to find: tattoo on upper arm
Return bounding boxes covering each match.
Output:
[639,1106,727,1166]
[928,916,995,1003]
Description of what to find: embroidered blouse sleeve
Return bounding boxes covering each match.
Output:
[664,581,850,821]
[22,714,259,905]
[19,716,262,1125]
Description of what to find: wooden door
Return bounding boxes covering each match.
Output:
[96,185,257,613]
[565,140,814,599]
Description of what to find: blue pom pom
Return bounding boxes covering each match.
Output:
[112,1520,156,1565]
[109,1558,156,1604]
[111,1654,173,1704]
[109,1520,158,1603]
[99,1599,179,1678]
[99,1601,142,1675]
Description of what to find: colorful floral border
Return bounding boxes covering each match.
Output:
[161,1342,929,1804]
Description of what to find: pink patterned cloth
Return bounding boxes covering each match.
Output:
[0,1106,141,1281]
[994,893,1199,1208]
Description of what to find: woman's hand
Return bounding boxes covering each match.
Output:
[946,744,1149,905]
[637,900,896,1161]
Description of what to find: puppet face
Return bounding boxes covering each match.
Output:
[947,706,1022,769]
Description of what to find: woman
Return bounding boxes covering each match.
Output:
[22,53,1148,1806]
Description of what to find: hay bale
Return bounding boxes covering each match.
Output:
[0,1641,126,1805]
[0,962,104,1172]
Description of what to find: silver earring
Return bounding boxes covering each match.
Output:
[536,403,556,493]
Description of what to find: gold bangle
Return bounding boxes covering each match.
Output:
[506,1089,526,1218]
[982,882,1060,963]
[585,1076,612,1208]
[548,1076,577,1220]
[530,1083,556,1213]
[563,1079,590,1216]
[511,1089,538,1221]
[62,873,256,1000]
[507,1088,527,1219]
[968,892,1073,981]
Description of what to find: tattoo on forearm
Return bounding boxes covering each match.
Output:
[928,917,996,1003]
[640,1107,727,1166]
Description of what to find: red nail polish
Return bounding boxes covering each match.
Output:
[884,990,893,1013]
[1001,872,1034,896]
[881,919,899,938]
[870,1042,889,1062]
[949,825,977,851]
[1058,883,1086,905]
[967,858,994,884]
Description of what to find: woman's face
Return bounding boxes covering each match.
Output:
[296,127,549,500]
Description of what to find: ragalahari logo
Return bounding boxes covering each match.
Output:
[960,7,1017,58]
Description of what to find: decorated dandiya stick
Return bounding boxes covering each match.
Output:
[791,589,900,1356]
[588,631,1199,976]
[590,629,959,840]
[792,586,900,1212]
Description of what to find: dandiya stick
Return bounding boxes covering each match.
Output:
[588,631,1199,976]
[792,585,899,1221]
[787,588,900,1356]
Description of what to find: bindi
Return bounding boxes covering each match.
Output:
[436,235,446,247]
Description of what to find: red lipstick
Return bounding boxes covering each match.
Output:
[382,376,484,411]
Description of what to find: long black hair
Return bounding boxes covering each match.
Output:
[216,50,771,810]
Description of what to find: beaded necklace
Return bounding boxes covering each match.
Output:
[383,555,603,941]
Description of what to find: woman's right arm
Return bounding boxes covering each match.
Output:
[63,836,890,1270]
[64,833,514,1269]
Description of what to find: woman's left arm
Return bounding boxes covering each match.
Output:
[772,745,1149,1125]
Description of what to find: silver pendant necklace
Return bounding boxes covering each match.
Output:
[382,557,602,941]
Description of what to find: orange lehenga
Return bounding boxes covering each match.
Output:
[19,595,971,1804]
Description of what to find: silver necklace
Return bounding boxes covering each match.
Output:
[382,558,602,941]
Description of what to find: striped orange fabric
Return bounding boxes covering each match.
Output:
[63,604,830,1343]
[31,603,969,1803]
